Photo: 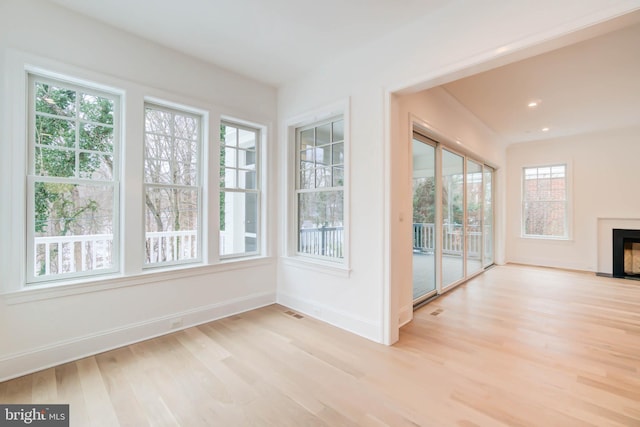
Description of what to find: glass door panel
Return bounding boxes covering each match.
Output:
[466,159,483,276]
[411,131,496,306]
[412,138,436,301]
[483,166,494,267]
[442,149,464,287]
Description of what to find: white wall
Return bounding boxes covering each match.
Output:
[0,0,278,381]
[2,0,638,382]
[392,87,507,326]
[277,0,640,344]
[505,126,640,272]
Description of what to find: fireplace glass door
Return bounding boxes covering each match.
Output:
[624,241,640,276]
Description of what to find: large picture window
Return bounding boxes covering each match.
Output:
[27,75,119,283]
[144,104,202,266]
[522,164,568,238]
[220,122,260,257]
[295,116,345,260]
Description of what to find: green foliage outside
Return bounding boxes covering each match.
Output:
[413,176,465,225]
[412,177,436,224]
[34,82,114,237]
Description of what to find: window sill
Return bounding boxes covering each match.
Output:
[219,253,263,263]
[281,256,351,278]
[2,256,274,305]
[520,235,573,242]
[213,255,274,271]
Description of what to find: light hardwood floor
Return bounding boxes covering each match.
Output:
[2,264,639,426]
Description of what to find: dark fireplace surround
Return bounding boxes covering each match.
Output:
[612,228,640,279]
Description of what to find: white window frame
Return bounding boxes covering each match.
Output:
[26,73,121,284]
[521,163,570,239]
[219,120,261,259]
[285,100,350,271]
[143,102,204,268]
[2,54,270,302]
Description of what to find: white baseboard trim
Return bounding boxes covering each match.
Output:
[398,303,413,328]
[0,291,276,382]
[276,292,381,343]
[505,257,593,272]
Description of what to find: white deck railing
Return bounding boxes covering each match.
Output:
[34,230,201,276]
[145,230,198,264]
[34,233,113,276]
[299,226,344,258]
[35,225,487,276]
[413,223,486,259]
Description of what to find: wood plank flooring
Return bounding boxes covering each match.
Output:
[2,264,639,426]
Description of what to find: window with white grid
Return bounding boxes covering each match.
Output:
[144,103,202,266]
[295,116,345,261]
[220,121,260,257]
[522,164,568,238]
[27,74,120,283]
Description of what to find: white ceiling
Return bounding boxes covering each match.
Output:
[48,0,449,87]
[441,19,640,144]
[48,1,640,145]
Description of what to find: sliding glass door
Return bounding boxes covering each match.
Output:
[412,131,495,304]
[466,159,483,276]
[483,166,494,267]
[412,138,436,301]
[442,149,464,288]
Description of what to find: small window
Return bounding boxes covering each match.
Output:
[295,116,345,260]
[522,164,568,238]
[27,75,120,283]
[144,104,202,266]
[220,121,261,257]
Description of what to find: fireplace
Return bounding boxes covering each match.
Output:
[612,229,640,279]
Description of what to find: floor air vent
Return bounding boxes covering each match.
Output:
[285,310,304,319]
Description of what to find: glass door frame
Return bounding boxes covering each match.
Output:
[483,165,495,269]
[465,158,485,279]
[412,126,496,304]
[411,133,439,305]
[440,147,466,292]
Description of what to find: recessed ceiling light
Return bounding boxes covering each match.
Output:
[542,127,550,132]
[528,100,541,108]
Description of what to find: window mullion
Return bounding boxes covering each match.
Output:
[75,89,80,178]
